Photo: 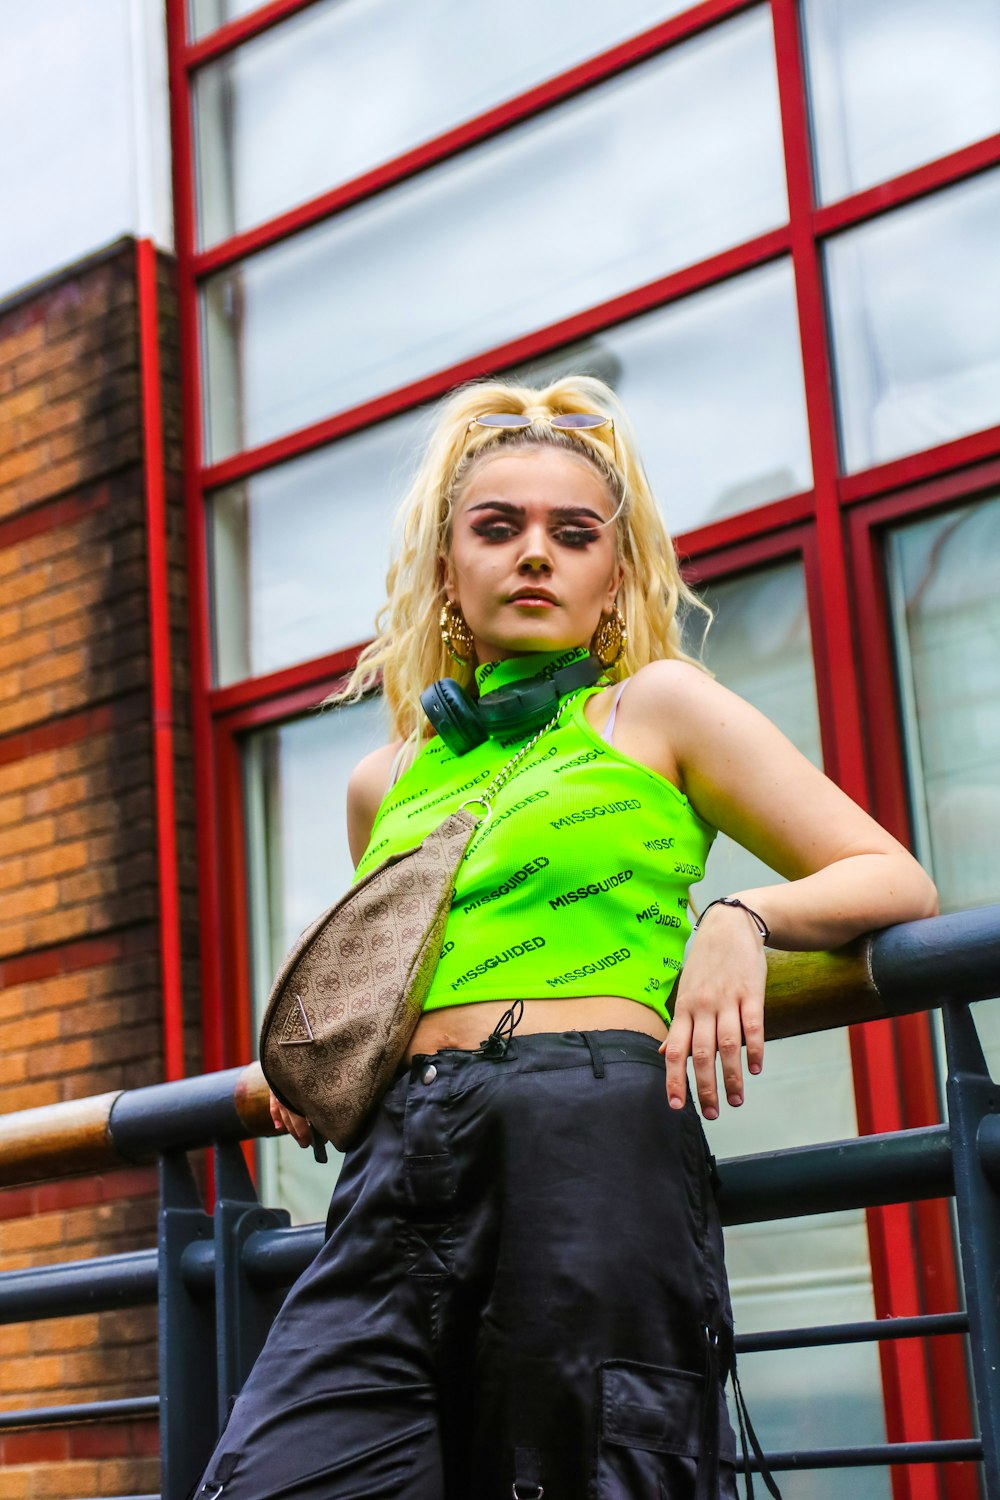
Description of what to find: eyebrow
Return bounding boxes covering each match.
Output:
[466,500,606,524]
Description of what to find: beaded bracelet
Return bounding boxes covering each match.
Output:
[693,896,770,944]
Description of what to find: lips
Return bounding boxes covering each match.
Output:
[508,588,558,605]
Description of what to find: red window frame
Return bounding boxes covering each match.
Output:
[165,2,1000,1492]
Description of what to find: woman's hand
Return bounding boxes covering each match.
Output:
[269,1091,313,1148]
[659,903,767,1119]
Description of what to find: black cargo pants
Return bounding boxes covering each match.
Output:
[194,1030,739,1499]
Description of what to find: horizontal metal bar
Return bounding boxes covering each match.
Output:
[870,904,1000,1009]
[179,1222,324,1295]
[746,1438,982,1471]
[0,1396,158,1430]
[0,1249,157,1325]
[736,1311,969,1353]
[717,1124,953,1223]
[109,1067,260,1160]
[243,1223,325,1286]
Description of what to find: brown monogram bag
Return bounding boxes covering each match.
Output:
[259,809,478,1151]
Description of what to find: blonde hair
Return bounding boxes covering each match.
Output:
[334,374,712,740]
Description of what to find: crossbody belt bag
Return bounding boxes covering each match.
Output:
[259,691,585,1151]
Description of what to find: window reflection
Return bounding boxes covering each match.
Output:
[802,0,1000,205]
[244,697,390,1222]
[194,0,693,245]
[887,497,1000,916]
[208,407,427,686]
[202,7,788,462]
[689,562,889,1492]
[826,169,1000,473]
[886,495,1000,1163]
[524,259,811,535]
[208,261,810,688]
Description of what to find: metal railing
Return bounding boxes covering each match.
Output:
[1,905,999,1500]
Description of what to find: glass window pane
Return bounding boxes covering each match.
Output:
[886,494,1000,1146]
[202,8,788,462]
[886,496,1000,916]
[208,407,426,685]
[802,0,1000,205]
[244,697,390,1223]
[528,258,812,534]
[689,562,889,1491]
[188,0,259,39]
[194,0,695,245]
[826,169,1000,473]
[209,259,811,687]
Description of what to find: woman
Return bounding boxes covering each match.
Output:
[198,376,937,1500]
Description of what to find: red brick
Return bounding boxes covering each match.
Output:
[0,320,45,363]
[0,1430,70,1466]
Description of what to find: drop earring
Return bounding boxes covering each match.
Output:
[439,599,475,665]
[593,601,627,668]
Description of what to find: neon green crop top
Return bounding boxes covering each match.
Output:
[352,650,717,1022]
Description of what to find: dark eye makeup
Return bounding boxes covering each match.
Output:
[469,516,601,547]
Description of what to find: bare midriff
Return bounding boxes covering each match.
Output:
[404,995,668,1062]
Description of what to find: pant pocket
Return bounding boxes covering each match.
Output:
[596,1359,736,1499]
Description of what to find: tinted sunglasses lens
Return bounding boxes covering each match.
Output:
[550,413,607,430]
[474,414,531,428]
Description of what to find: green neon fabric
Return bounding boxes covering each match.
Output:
[352,652,717,1022]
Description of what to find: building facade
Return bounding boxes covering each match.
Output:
[1,1,1000,1496]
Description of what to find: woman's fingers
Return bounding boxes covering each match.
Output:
[742,994,765,1078]
[268,1092,313,1148]
[661,994,763,1118]
[691,1014,720,1120]
[717,1006,745,1108]
[660,1010,692,1111]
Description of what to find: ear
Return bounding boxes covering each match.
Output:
[439,551,456,600]
[605,562,625,611]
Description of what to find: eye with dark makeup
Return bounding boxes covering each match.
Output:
[554,526,600,548]
[469,516,600,548]
[470,520,518,542]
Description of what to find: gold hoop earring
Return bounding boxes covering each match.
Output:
[593,601,627,668]
[439,600,475,665]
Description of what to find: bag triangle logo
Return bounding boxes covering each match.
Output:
[278,994,315,1046]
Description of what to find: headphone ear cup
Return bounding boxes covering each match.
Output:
[419,679,486,756]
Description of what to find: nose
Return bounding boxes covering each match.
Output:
[517,521,553,573]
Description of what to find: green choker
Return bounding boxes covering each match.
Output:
[475,646,591,699]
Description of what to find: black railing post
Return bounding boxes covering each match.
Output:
[158,1150,215,1500]
[944,1001,1000,1499]
[212,1142,291,1431]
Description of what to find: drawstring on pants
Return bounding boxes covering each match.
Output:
[694,1329,783,1500]
[731,1356,783,1498]
[479,998,524,1057]
[694,1325,721,1500]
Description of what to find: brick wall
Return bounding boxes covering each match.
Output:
[0,240,198,1499]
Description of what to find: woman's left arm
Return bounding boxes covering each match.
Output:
[643,661,939,1119]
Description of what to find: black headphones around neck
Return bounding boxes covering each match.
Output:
[420,654,606,756]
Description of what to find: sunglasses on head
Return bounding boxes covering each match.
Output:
[467,410,617,465]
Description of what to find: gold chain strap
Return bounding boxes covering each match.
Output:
[457,686,590,826]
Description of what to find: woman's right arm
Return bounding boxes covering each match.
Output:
[268,740,405,1145]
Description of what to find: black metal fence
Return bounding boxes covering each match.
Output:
[1,906,999,1500]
